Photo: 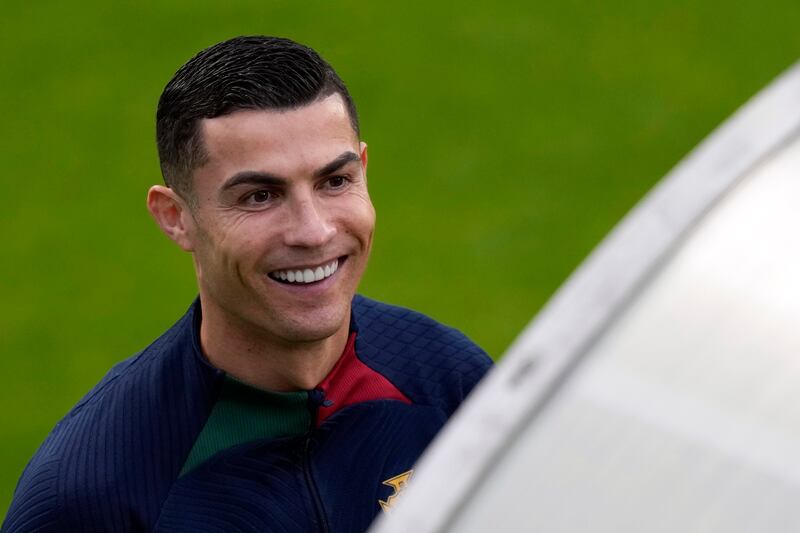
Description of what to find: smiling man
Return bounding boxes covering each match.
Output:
[3,36,491,533]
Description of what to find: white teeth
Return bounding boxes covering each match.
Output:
[270,258,341,284]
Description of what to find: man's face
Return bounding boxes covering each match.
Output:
[185,93,375,345]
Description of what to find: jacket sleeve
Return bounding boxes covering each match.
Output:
[2,457,68,532]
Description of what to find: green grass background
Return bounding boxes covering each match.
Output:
[1,0,798,518]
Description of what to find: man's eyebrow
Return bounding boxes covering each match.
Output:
[221,171,286,191]
[313,151,361,178]
[220,151,360,192]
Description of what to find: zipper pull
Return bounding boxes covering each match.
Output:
[308,388,334,408]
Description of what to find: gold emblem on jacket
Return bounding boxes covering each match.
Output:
[378,470,413,512]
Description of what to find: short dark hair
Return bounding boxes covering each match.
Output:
[156,35,359,199]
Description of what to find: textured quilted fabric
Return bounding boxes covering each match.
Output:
[353,294,491,414]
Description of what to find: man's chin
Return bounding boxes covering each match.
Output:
[274,323,346,345]
[267,309,349,344]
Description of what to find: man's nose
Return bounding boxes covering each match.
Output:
[282,194,336,248]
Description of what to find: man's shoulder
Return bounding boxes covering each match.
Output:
[352,295,488,356]
[3,304,220,532]
[66,304,209,417]
[352,294,493,414]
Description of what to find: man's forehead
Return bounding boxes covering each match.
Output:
[193,95,361,189]
[201,94,356,147]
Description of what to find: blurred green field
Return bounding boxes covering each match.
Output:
[1,0,798,519]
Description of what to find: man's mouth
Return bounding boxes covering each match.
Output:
[268,257,343,284]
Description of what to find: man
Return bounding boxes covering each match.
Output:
[3,36,491,532]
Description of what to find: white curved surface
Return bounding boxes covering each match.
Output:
[448,131,800,533]
[370,61,800,533]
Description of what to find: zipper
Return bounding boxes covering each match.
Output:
[304,389,331,533]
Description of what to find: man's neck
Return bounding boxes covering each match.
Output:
[198,302,351,392]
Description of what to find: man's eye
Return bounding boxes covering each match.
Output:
[326,176,348,189]
[245,190,275,204]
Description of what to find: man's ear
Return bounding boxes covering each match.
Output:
[360,141,368,178]
[146,185,196,252]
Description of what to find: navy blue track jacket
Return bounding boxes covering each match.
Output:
[3,295,492,532]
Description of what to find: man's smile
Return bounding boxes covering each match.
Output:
[268,256,346,284]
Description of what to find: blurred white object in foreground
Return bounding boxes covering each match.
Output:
[370,61,800,533]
